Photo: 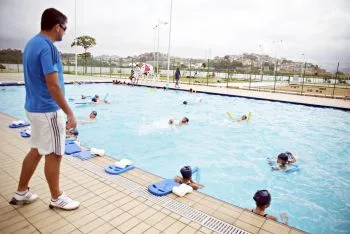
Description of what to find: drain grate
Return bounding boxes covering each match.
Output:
[65,156,250,234]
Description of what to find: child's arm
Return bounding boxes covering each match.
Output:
[174,176,182,183]
[266,214,278,221]
[189,179,204,190]
[288,152,297,163]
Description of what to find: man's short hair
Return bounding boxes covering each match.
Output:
[41,8,67,31]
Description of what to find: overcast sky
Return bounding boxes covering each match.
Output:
[0,0,349,69]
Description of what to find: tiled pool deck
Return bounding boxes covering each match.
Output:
[0,72,332,233]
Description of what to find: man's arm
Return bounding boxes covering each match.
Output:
[45,72,77,129]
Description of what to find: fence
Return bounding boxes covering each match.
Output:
[1,58,349,99]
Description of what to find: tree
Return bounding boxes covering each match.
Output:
[71,36,96,73]
[0,49,22,64]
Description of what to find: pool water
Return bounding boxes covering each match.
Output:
[1,84,350,233]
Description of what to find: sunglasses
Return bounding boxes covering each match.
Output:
[59,24,67,32]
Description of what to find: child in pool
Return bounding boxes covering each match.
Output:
[175,166,203,190]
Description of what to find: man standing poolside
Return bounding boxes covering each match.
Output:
[9,8,79,210]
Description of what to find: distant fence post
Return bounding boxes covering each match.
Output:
[189,58,191,85]
[173,58,176,82]
[109,58,112,78]
[301,62,306,95]
[119,58,122,79]
[273,60,278,92]
[68,56,70,73]
[90,56,93,76]
[226,66,229,88]
[100,58,102,77]
[248,61,252,90]
[17,56,20,73]
[332,62,339,98]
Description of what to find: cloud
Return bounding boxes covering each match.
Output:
[0,0,349,69]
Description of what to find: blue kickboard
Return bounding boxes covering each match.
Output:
[148,179,180,196]
[65,138,76,144]
[9,123,30,128]
[105,165,135,175]
[20,130,31,138]
[72,151,94,160]
[64,142,81,155]
[285,166,300,174]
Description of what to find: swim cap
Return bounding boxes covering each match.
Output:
[253,190,271,206]
[277,153,288,162]
[92,111,97,117]
[69,128,79,136]
[180,166,192,179]
[183,101,188,105]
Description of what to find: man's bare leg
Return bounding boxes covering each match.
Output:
[44,153,62,199]
[17,148,41,192]
[9,148,41,205]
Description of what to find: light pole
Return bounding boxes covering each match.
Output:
[259,44,264,81]
[272,40,282,76]
[300,53,305,77]
[74,0,77,77]
[155,19,168,78]
[166,0,173,86]
[153,25,157,73]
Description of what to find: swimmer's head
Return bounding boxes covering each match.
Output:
[90,111,97,119]
[180,166,192,179]
[253,190,271,207]
[242,115,247,120]
[277,153,288,164]
[168,119,174,125]
[183,101,188,105]
[181,117,189,124]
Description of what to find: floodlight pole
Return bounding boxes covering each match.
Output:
[166,0,173,86]
[74,0,78,78]
[156,20,168,79]
[153,25,157,74]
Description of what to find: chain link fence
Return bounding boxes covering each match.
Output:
[1,56,349,99]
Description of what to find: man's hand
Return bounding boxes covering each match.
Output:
[66,114,77,130]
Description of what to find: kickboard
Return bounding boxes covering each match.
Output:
[64,142,81,155]
[105,165,135,175]
[285,166,300,174]
[148,179,180,196]
[9,123,30,128]
[72,151,94,160]
[65,138,76,144]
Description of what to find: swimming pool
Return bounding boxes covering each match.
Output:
[1,84,350,233]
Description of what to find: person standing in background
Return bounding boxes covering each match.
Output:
[175,68,181,88]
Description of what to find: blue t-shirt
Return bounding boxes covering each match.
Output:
[23,34,65,113]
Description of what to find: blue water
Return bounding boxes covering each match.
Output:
[1,84,350,233]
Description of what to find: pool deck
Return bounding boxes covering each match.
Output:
[1,72,349,111]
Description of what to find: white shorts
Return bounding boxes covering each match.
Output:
[26,109,66,156]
